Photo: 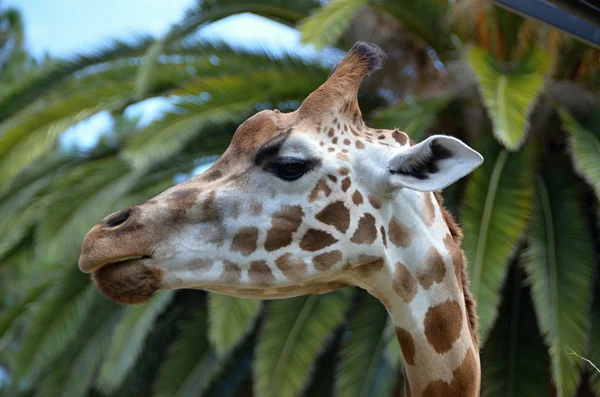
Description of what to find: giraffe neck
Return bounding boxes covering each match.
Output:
[349,190,481,397]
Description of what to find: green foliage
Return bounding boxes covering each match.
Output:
[590,279,600,394]
[481,265,551,396]
[97,291,174,392]
[254,290,351,397]
[461,136,533,340]
[208,293,262,357]
[299,0,368,50]
[335,292,398,397]
[466,46,551,150]
[524,168,595,397]
[560,107,600,201]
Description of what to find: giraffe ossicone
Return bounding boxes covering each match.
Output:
[79,41,483,396]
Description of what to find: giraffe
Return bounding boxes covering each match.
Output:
[79,42,484,396]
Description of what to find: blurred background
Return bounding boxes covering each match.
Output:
[0,0,599,396]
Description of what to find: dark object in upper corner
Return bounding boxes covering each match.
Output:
[492,0,600,49]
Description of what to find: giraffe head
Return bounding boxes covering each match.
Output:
[79,42,483,304]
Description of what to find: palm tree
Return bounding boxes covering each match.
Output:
[1,1,599,396]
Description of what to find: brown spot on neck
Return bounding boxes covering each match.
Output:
[424,300,463,354]
[352,190,363,205]
[421,348,480,397]
[392,262,417,303]
[424,192,435,226]
[313,250,342,271]
[388,217,413,248]
[230,227,259,255]
[220,261,241,283]
[396,327,416,365]
[416,247,446,289]
[309,178,332,202]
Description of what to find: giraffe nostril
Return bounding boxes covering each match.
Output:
[101,208,132,229]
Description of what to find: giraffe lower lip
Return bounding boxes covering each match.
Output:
[92,257,163,305]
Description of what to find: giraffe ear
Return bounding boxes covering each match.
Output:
[387,135,483,192]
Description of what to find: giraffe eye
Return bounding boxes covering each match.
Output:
[264,157,315,181]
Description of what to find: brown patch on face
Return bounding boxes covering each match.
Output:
[220,260,242,283]
[417,247,446,289]
[336,153,349,161]
[392,130,408,145]
[328,128,335,137]
[341,177,351,192]
[422,348,480,397]
[251,201,263,216]
[230,227,259,255]
[300,229,338,251]
[328,147,335,153]
[248,260,275,286]
[424,300,463,354]
[396,327,416,365]
[343,138,351,145]
[313,250,342,271]
[168,188,202,222]
[353,258,384,277]
[93,261,163,304]
[388,217,413,248]
[204,169,222,182]
[424,193,435,226]
[368,194,382,209]
[309,178,332,202]
[328,174,338,182]
[380,226,387,247]
[275,253,307,281]
[316,201,351,233]
[352,190,363,205]
[332,137,338,144]
[264,205,304,252]
[338,167,349,175]
[355,140,366,149]
[350,213,378,244]
[188,258,212,272]
[392,262,417,303]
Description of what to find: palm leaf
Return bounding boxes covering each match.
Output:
[0,37,155,122]
[96,291,174,392]
[523,168,595,397]
[560,107,600,201]
[481,264,551,396]
[372,95,452,141]
[371,0,449,53]
[254,290,351,397]
[590,275,600,395]
[466,46,550,150]
[208,293,262,357]
[204,337,255,397]
[461,135,533,340]
[153,304,222,397]
[0,282,50,340]
[11,267,97,384]
[299,0,368,50]
[336,292,398,397]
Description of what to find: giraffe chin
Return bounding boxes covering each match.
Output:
[92,259,163,305]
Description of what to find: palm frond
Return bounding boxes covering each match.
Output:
[208,293,262,357]
[466,46,551,150]
[254,290,351,397]
[590,272,600,395]
[335,291,398,397]
[11,267,97,385]
[523,168,595,397]
[0,282,50,340]
[461,135,533,340]
[481,264,551,396]
[0,36,155,122]
[204,337,255,397]
[372,95,452,141]
[96,291,174,392]
[560,107,600,201]
[299,0,368,50]
[153,304,222,397]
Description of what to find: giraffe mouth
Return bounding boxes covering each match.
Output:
[91,256,163,305]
